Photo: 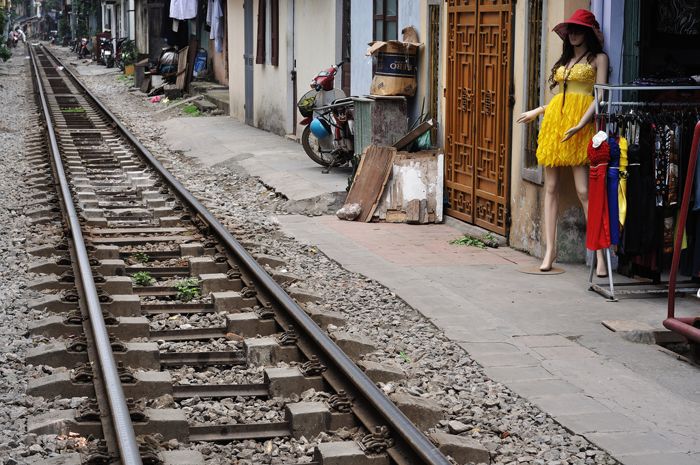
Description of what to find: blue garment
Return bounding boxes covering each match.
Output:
[607,136,621,245]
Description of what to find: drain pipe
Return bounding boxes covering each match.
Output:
[127,0,135,40]
[665,120,700,343]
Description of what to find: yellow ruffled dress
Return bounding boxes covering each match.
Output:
[536,63,596,167]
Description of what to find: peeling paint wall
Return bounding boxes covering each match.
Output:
[508,0,590,262]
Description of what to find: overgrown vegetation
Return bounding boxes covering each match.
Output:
[450,232,499,249]
[131,251,150,264]
[61,107,86,113]
[0,44,10,62]
[182,104,201,117]
[132,271,155,286]
[174,278,201,302]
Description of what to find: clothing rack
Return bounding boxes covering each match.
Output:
[589,84,700,301]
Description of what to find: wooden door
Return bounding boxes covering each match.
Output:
[445,0,513,235]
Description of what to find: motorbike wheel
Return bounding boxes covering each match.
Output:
[301,125,343,167]
[106,56,114,68]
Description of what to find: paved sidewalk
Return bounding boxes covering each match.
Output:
[165,116,700,465]
[162,117,350,212]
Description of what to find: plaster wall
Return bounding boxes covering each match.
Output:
[293,0,338,134]
[508,0,591,262]
[350,0,425,125]
[227,0,245,121]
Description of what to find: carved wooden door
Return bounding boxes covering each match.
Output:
[445,0,513,235]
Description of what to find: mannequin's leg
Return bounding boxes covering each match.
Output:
[572,165,606,275]
[541,166,561,271]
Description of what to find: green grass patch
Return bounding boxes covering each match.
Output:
[182,104,201,117]
[174,278,201,302]
[132,271,155,286]
[450,232,499,249]
[60,107,85,113]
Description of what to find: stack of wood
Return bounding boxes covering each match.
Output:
[337,145,443,224]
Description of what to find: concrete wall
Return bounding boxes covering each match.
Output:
[227,0,338,136]
[227,0,245,121]
[508,0,590,262]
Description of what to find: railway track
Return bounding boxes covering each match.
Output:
[24,43,453,465]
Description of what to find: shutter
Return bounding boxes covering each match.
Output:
[255,0,266,64]
[270,0,279,66]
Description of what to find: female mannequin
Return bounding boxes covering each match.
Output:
[517,9,608,274]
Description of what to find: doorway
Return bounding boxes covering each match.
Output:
[444,0,514,236]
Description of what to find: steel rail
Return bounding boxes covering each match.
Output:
[29,45,144,465]
[40,44,451,465]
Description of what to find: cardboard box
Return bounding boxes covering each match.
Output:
[366,27,422,97]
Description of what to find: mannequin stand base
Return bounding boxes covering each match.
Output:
[518,266,565,275]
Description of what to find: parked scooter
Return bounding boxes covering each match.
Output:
[297,61,355,168]
[98,36,114,67]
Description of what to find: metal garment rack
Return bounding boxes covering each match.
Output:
[589,84,700,301]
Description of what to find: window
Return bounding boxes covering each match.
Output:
[521,0,545,184]
[255,0,278,65]
[373,0,398,41]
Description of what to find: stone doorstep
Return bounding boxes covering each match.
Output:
[27,315,149,339]
[27,408,188,442]
[27,370,172,399]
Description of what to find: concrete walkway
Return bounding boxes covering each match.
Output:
[163,116,700,465]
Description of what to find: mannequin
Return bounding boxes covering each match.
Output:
[517,9,608,275]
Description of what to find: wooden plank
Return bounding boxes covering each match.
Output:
[175,46,189,91]
[343,145,396,222]
[386,210,407,223]
[392,119,434,151]
[406,199,420,224]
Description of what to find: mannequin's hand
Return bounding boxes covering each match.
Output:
[562,124,583,142]
[516,109,539,124]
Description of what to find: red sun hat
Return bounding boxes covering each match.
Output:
[553,9,604,46]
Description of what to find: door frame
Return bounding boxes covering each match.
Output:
[444,0,514,236]
[244,0,254,126]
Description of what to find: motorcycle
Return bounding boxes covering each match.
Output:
[297,61,355,168]
[98,36,114,67]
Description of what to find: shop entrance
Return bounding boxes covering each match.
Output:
[444,0,513,235]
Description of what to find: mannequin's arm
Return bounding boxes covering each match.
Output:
[516,104,547,124]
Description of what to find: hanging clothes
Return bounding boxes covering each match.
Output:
[618,136,629,226]
[206,0,224,53]
[587,135,611,251]
[607,136,621,245]
[170,0,198,20]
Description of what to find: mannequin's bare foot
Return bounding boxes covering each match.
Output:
[596,251,608,277]
[539,251,556,272]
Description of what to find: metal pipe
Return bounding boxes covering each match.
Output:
[663,318,700,344]
[44,45,452,465]
[667,121,700,320]
[594,84,700,91]
[30,45,143,465]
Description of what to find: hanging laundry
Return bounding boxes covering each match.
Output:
[607,136,621,245]
[170,0,198,20]
[206,0,225,53]
[587,132,611,251]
